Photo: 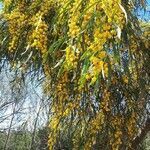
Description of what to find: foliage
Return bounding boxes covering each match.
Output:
[37,126,49,150]
[142,132,150,150]
[0,0,149,150]
[0,127,49,150]
[0,130,31,150]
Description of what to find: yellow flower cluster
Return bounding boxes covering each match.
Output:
[89,54,108,83]
[68,0,81,38]
[5,11,26,52]
[86,23,113,83]
[65,46,78,69]
[84,111,105,149]
[129,36,138,52]
[110,116,123,150]
[122,75,129,84]
[127,112,138,139]
[112,130,123,150]
[81,0,96,28]
[48,73,69,150]
[30,18,48,56]
[3,0,12,10]
[101,90,111,112]
[48,116,60,150]
[102,0,126,28]
[40,0,54,15]
[4,0,54,57]
[142,28,150,49]
[89,24,112,52]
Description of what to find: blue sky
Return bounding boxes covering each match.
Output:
[137,0,150,21]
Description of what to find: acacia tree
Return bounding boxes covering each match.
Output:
[0,0,149,150]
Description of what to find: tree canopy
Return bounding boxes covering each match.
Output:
[0,0,149,149]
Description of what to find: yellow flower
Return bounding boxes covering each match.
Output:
[123,75,128,84]
[98,51,106,59]
[85,74,91,80]
[91,76,97,83]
